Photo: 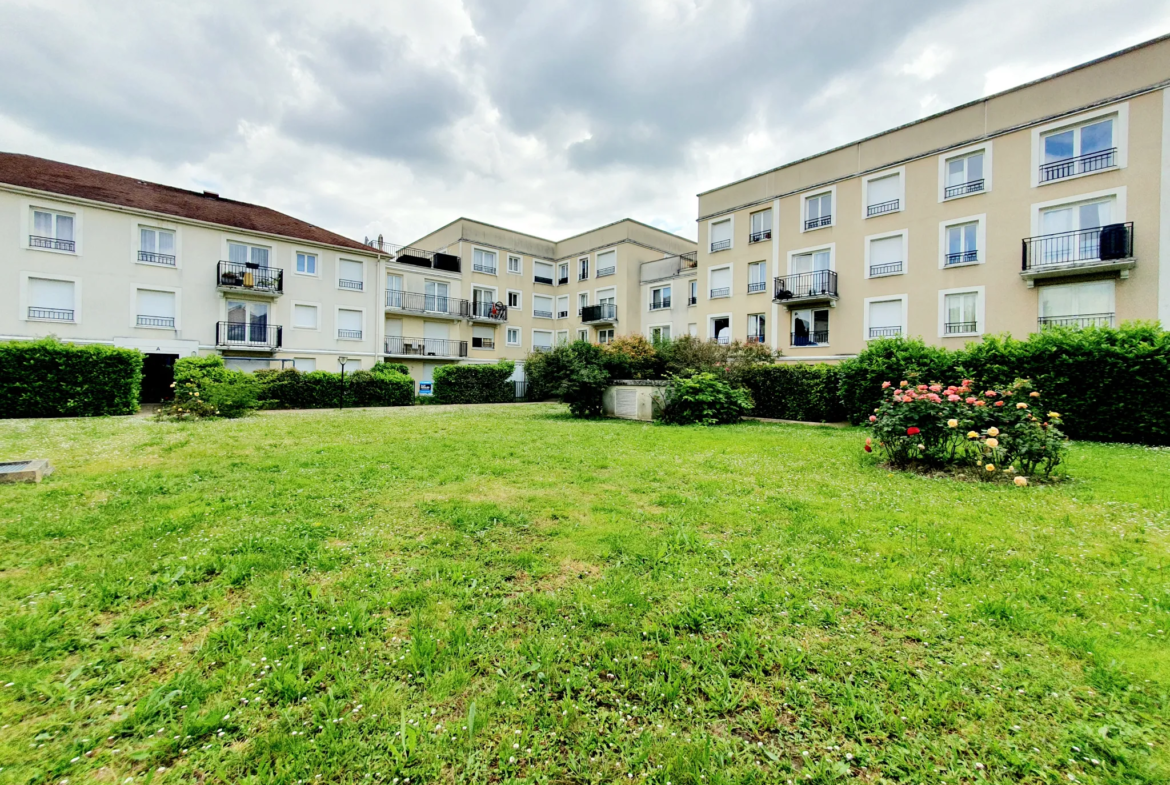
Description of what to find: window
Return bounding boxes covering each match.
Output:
[598,290,616,308]
[507,290,521,309]
[337,308,363,340]
[710,219,731,252]
[424,280,449,313]
[709,267,731,299]
[338,259,364,290]
[558,262,569,285]
[868,235,904,277]
[506,327,521,346]
[535,261,555,285]
[292,358,316,372]
[293,303,319,329]
[1038,280,1115,328]
[711,316,731,344]
[577,329,588,341]
[227,241,270,267]
[507,255,522,274]
[30,208,75,252]
[747,313,765,344]
[533,330,554,350]
[791,248,831,275]
[337,357,360,372]
[578,292,589,314]
[792,308,828,346]
[1036,198,1115,266]
[596,249,616,277]
[296,251,317,275]
[804,192,832,230]
[650,285,671,310]
[945,223,979,266]
[942,292,979,336]
[866,297,905,339]
[556,330,569,346]
[578,256,590,280]
[944,151,985,198]
[27,277,75,321]
[688,280,698,305]
[865,173,901,217]
[747,261,767,293]
[749,209,772,242]
[1041,116,1115,182]
[135,289,176,329]
[556,295,569,319]
[597,329,614,344]
[533,295,553,319]
[140,227,176,266]
[473,248,498,274]
[223,300,271,346]
[473,325,496,349]
[650,325,671,342]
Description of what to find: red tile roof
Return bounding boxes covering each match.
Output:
[0,152,379,254]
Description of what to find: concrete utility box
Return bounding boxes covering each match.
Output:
[603,381,667,421]
[0,460,54,484]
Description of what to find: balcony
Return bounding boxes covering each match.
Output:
[1040,147,1116,183]
[385,289,468,320]
[1020,222,1134,284]
[945,179,984,199]
[869,261,903,277]
[385,336,468,358]
[28,306,73,321]
[138,250,176,266]
[216,321,281,351]
[747,281,767,294]
[791,330,828,346]
[217,261,283,296]
[749,229,772,243]
[597,265,615,277]
[868,326,902,339]
[30,235,75,252]
[866,199,899,217]
[1038,313,1114,329]
[137,315,175,329]
[338,279,364,291]
[773,270,838,305]
[581,303,617,325]
[393,246,462,273]
[468,299,508,323]
[945,250,979,266]
[472,336,495,350]
[804,215,831,231]
[710,239,731,252]
[944,321,977,335]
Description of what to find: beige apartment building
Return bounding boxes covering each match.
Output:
[693,35,1170,360]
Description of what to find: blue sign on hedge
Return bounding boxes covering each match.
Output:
[419,381,433,396]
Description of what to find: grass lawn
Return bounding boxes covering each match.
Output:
[1,404,1168,785]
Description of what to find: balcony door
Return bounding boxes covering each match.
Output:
[425,280,449,313]
[228,242,270,268]
[792,308,828,346]
[1040,199,1112,264]
[792,249,830,275]
[226,299,269,343]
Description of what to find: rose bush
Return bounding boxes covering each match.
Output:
[865,378,1066,480]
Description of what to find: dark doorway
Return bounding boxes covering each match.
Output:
[141,354,179,403]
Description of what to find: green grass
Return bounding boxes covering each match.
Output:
[0,405,1167,785]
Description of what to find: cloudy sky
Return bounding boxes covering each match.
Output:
[2,1,1168,245]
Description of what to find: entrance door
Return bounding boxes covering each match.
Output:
[140,354,179,403]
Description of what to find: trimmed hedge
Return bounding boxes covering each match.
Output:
[255,368,414,409]
[378,362,410,376]
[739,364,846,422]
[432,361,515,405]
[0,338,143,417]
[838,325,1170,445]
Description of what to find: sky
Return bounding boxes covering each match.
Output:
[2,0,1169,246]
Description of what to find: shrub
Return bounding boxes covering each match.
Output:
[739,364,845,422]
[525,341,611,417]
[0,338,143,418]
[602,334,662,380]
[837,338,952,425]
[432,361,515,405]
[657,335,777,382]
[163,356,259,419]
[255,367,413,409]
[375,362,410,377]
[866,378,1066,480]
[660,372,753,426]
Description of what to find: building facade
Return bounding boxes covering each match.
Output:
[693,36,1170,360]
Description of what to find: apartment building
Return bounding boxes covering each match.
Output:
[0,153,389,400]
[693,35,1170,360]
[395,217,696,380]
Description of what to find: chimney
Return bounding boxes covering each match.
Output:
[203,190,219,199]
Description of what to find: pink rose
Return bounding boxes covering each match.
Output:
[985,391,997,397]
[929,385,941,393]
[882,381,891,389]
[927,394,941,403]
[947,394,960,402]
[965,396,977,404]
[994,401,1005,407]
[917,385,928,392]
[869,415,877,422]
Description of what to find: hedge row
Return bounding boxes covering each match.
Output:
[432,361,515,404]
[0,338,143,418]
[739,364,846,422]
[838,325,1170,445]
[255,364,414,409]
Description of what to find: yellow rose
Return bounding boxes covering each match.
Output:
[1048,412,1061,419]
[987,427,1000,437]
[985,464,995,472]
[1014,476,1028,486]
[1029,391,1040,398]
[1017,403,1027,409]
[947,419,958,428]
[967,430,979,439]
[985,438,999,448]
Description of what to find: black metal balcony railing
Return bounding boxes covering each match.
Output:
[1038,313,1115,329]
[709,287,730,299]
[597,266,615,277]
[1021,222,1133,271]
[557,309,569,318]
[393,246,462,273]
[533,309,553,319]
[710,239,731,252]
[385,289,468,317]
[217,321,282,349]
[749,229,772,243]
[867,199,900,217]
[945,321,977,335]
[337,329,363,340]
[385,336,468,358]
[791,330,829,346]
[868,326,902,339]
[869,261,903,277]
[473,262,497,274]
[138,250,176,266]
[804,215,831,230]
[581,303,617,323]
[680,251,698,269]
[30,235,75,252]
[773,270,838,301]
[650,298,671,311]
[217,261,283,294]
[1040,147,1116,182]
[944,179,984,199]
[469,300,508,322]
[945,250,979,266]
[558,276,569,285]
[28,306,73,321]
[747,281,767,294]
[472,336,495,350]
[535,275,554,285]
[338,279,363,291]
[137,315,175,328]
[687,296,697,306]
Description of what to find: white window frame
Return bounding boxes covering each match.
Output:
[938,142,993,202]
[24,200,82,255]
[577,255,590,281]
[576,329,588,342]
[1031,103,1128,188]
[863,295,908,342]
[337,258,365,291]
[688,279,698,306]
[555,330,569,346]
[506,327,521,347]
[648,323,672,342]
[135,222,180,268]
[938,214,986,269]
[707,312,733,343]
[595,248,618,277]
[506,288,522,311]
[532,294,555,319]
[507,254,523,275]
[334,306,366,342]
[534,260,555,285]
[557,261,570,284]
[864,230,908,278]
[20,272,81,322]
[799,186,836,233]
[649,284,672,311]
[472,246,499,276]
[1039,280,1116,323]
[707,216,734,253]
[131,284,182,331]
[747,260,768,293]
[747,313,766,343]
[938,286,985,339]
[293,248,320,278]
[786,243,836,275]
[556,294,570,319]
[790,307,831,348]
[748,209,772,243]
[291,300,321,332]
[707,263,733,299]
[861,167,905,219]
[593,287,617,309]
[532,329,554,349]
[577,292,589,314]
[596,328,615,345]
[1029,187,1126,236]
[224,238,273,266]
